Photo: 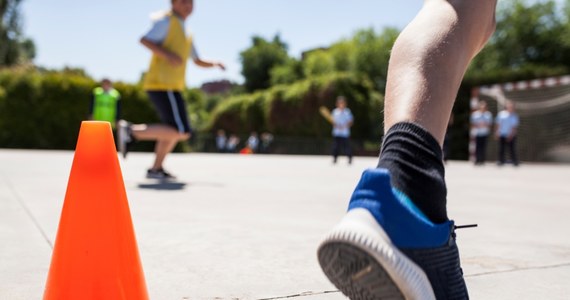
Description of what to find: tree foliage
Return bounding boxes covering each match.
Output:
[4,0,570,157]
[270,58,302,86]
[209,73,381,139]
[351,27,399,92]
[468,0,570,80]
[240,34,289,92]
[303,50,335,77]
[328,40,356,72]
[0,0,35,67]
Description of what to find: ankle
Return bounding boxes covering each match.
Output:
[377,122,448,223]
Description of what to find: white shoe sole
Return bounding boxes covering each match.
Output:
[318,208,435,300]
[146,174,174,180]
[118,120,129,158]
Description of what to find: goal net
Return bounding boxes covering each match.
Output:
[471,75,570,163]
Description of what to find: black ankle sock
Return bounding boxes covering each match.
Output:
[377,122,448,223]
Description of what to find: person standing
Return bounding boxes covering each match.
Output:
[247,132,259,153]
[226,134,240,153]
[118,0,225,179]
[331,96,353,164]
[215,129,227,153]
[470,100,493,165]
[496,100,520,166]
[89,78,121,129]
[317,0,498,298]
[259,132,274,154]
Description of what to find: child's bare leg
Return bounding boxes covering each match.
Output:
[385,0,497,143]
[318,1,497,299]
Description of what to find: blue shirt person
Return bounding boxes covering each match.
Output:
[495,101,520,166]
[331,96,354,164]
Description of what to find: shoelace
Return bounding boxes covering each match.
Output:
[454,224,478,230]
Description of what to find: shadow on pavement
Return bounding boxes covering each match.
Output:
[137,181,187,191]
[186,181,225,188]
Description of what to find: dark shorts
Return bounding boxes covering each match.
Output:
[146,90,191,133]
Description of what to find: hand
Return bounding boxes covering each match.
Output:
[167,52,183,67]
[215,62,226,71]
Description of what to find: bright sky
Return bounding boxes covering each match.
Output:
[21,1,423,88]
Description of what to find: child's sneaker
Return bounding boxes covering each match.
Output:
[146,168,176,180]
[317,169,469,300]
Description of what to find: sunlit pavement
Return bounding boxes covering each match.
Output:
[1,150,569,299]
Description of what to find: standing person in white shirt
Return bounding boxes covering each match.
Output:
[470,100,493,165]
[495,100,520,166]
[247,132,259,153]
[331,96,354,165]
[215,129,227,153]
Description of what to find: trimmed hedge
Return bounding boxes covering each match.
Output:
[208,73,383,140]
[0,69,94,149]
[0,68,162,150]
[3,65,562,158]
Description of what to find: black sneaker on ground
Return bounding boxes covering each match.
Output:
[118,120,133,159]
[146,168,176,180]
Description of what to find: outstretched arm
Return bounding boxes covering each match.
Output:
[193,58,225,70]
[190,43,225,70]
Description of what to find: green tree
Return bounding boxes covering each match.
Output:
[302,50,335,77]
[0,0,35,66]
[352,27,399,92]
[329,40,356,72]
[468,0,570,79]
[564,0,570,48]
[240,34,289,92]
[270,58,302,86]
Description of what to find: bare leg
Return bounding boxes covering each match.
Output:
[385,0,497,144]
[130,124,186,141]
[318,1,498,299]
[130,123,190,170]
[151,139,179,170]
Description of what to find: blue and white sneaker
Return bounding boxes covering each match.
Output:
[317,169,469,300]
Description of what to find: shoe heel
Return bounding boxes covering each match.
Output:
[318,208,435,300]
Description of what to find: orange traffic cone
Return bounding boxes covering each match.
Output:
[44,121,149,300]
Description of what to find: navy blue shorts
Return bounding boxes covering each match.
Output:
[147,91,191,133]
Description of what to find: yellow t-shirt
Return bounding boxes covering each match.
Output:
[143,12,192,92]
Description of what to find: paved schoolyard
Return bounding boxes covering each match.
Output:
[1,149,569,299]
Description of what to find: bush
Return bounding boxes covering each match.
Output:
[0,68,201,150]
[208,91,268,134]
[270,59,303,86]
[208,73,382,140]
[303,50,335,77]
[0,68,94,149]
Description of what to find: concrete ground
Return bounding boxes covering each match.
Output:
[1,149,569,299]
